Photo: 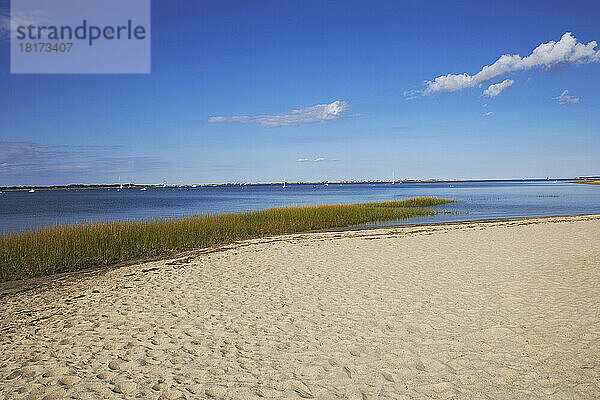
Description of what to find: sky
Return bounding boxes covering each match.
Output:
[0,0,599,186]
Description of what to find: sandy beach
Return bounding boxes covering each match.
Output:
[1,215,599,399]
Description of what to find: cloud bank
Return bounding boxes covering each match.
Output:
[208,100,347,128]
[410,32,599,97]
[0,141,66,166]
[0,141,165,185]
[483,79,514,98]
[553,90,580,104]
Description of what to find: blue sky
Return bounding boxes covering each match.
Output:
[0,0,599,185]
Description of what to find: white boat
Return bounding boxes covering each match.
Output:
[163,181,167,188]
[117,183,123,192]
[140,187,147,191]
[28,189,35,193]
[191,184,197,188]
[282,180,287,189]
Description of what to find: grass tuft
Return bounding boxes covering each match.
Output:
[0,197,453,283]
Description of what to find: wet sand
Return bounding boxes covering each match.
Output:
[1,215,599,399]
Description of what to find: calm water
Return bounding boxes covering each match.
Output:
[1,180,599,234]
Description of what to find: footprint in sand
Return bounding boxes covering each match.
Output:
[112,380,136,394]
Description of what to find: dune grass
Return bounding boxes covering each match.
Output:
[0,197,453,283]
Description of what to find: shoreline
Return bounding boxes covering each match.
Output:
[0,177,588,191]
[2,213,599,398]
[2,213,599,295]
[0,198,452,283]
[310,212,600,233]
[568,180,600,185]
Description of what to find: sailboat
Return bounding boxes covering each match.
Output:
[140,187,147,191]
[282,180,287,189]
[28,189,35,193]
[392,171,395,185]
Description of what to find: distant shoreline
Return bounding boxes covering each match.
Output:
[0,177,593,191]
[568,180,600,185]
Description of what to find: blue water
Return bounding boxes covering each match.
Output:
[0,180,599,234]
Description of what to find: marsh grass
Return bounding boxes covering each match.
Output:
[373,197,455,208]
[0,197,453,282]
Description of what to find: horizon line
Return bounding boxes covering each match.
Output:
[2,176,599,189]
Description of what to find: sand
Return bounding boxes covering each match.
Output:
[1,215,599,399]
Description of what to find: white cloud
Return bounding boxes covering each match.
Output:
[296,157,337,163]
[208,100,348,128]
[553,90,580,104]
[412,32,600,96]
[483,111,493,117]
[483,79,514,98]
[403,90,423,100]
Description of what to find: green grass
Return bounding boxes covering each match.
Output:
[372,197,455,208]
[0,197,453,283]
